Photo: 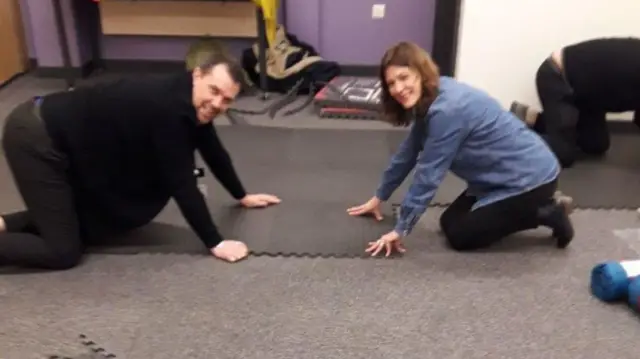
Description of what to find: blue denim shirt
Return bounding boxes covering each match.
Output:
[376,77,560,236]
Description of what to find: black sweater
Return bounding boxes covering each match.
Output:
[39,71,246,248]
[563,37,640,112]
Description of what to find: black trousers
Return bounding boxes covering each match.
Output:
[439,180,557,251]
[533,57,610,168]
[0,100,86,270]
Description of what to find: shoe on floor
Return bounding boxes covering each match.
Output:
[538,200,574,248]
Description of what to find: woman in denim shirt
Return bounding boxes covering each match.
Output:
[348,42,574,257]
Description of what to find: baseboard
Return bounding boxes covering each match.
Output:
[28,57,380,79]
[0,59,38,92]
[101,60,379,77]
[0,72,28,92]
[29,59,184,78]
[33,59,96,79]
[102,59,185,73]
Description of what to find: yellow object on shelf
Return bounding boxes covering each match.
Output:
[252,0,279,46]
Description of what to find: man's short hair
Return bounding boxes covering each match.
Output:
[198,53,248,89]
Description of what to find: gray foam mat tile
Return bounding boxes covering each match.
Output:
[197,161,282,197]
[253,166,389,204]
[215,125,296,165]
[558,165,640,208]
[287,128,397,170]
[86,222,208,255]
[556,133,640,208]
[89,196,279,255]
[194,162,395,207]
[83,127,465,257]
[259,200,399,257]
[385,127,411,154]
[583,132,640,167]
[89,198,401,257]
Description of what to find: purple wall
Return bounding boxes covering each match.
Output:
[101,36,254,61]
[20,0,436,68]
[21,0,82,67]
[318,0,436,64]
[18,0,35,58]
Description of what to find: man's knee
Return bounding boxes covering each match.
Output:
[579,137,610,156]
[47,246,83,270]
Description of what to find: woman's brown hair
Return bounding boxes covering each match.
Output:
[379,41,441,127]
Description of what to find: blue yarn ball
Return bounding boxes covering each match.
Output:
[628,276,640,311]
[590,261,633,302]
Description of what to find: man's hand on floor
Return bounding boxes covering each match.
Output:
[239,193,281,208]
[211,240,249,263]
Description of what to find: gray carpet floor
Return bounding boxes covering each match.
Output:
[2,73,640,359]
[3,209,640,359]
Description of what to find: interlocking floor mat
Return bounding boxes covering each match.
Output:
[87,201,404,257]
[87,126,414,257]
[85,127,640,256]
[5,125,639,257]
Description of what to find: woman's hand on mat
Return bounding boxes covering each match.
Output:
[347,196,383,221]
[365,230,406,257]
[240,193,282,208]
[211,240,249,263]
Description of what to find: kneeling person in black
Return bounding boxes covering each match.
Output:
[511,37,640,168]
[0,57,280,270]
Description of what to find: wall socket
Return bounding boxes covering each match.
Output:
[372,4,385,19]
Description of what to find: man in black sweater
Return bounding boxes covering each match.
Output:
[0,56,280,270]
[511,37,640,168]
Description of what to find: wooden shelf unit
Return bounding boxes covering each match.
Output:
[98,0,258,38]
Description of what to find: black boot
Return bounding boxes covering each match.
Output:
[537,200,574,248]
